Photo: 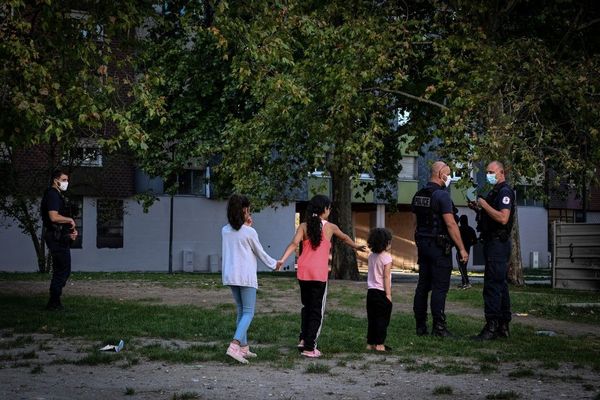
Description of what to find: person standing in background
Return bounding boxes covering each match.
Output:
[41,169,78,311]
[457,215,478,289]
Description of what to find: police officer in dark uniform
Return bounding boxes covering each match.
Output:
[469,161,514,340]
[412,161,469,336]
[41,169,77,310]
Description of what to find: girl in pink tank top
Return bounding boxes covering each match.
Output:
[278,195,365,358]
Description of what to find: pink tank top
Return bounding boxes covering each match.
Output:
[297,220,332,282]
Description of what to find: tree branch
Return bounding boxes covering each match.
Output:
[362,87,448,110]
[578,17,600,31]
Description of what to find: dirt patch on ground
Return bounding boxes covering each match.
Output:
[1,279,599,400]
[1,332,598,400]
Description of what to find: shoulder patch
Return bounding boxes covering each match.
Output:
[502,196,511,205]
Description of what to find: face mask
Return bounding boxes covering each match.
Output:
[58,181,69,191]
[486,173,497,185]
[443,174,452,188]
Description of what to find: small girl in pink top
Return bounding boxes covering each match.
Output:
[366,228,393,352]
[278,195,365,358]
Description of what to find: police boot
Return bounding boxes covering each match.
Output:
[473,320,499,341]
[497,321,510,338]
[431,316,453,338]
[45,293,64,311]
[416,325,428,336]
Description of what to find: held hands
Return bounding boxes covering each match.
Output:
[275,260,284,271]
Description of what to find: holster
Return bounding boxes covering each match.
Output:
[436,235,453,255]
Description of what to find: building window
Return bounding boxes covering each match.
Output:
[398,156,417,180]
[167,169,207,196]
[63,140,103,167]
[96,199,123,248]
[68,196,83,249]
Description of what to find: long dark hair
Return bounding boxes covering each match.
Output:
[367,228,392,254]
[306,194,331,249]
[227,194,250,231]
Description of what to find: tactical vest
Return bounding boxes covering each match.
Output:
[412,186,448,237]
[479,183,515,241]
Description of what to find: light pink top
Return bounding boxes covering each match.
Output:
[367,251,393,291]
[297,221,331,282]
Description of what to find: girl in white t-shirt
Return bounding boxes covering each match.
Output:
[222,194,282,363]
[366,228,393,352]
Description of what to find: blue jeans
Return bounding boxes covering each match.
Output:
[229,286,257,346]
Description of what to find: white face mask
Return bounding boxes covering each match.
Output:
[58,181,69,191]
[443,174,452,188]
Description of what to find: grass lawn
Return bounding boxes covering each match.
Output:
[1,272,599,371]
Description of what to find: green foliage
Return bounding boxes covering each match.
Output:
[0,0,156,271]
[305,362,331,374]
[128,1,236,205]
[213,1,427,207]
[423,1,600,196]
[0,0,153,150]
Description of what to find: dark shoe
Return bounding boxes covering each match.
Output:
[473,320,499,341]
[416,326,428,336]
[45,301,64,311]
[432,324,454,338]
[497,321,510,338]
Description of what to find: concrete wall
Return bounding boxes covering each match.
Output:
[0,196,295,272]
[517,206,549,268]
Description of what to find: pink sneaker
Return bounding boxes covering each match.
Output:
[301,349,322,358]
[226,342,249,364]
[240,345,257,358]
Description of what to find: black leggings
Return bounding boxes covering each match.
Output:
[298,280,327,351]
[366,289,392,345]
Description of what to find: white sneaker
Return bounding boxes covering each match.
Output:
[240,345,257,358]
[226,342,249,364]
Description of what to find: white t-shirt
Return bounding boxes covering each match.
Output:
[367,251,393,291]
[221,224,276,289]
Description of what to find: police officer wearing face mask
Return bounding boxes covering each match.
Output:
[412,161,469,337]
[469,161,514,340]
[41,169,78,310]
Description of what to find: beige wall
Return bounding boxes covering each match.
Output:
[354,210,418,271]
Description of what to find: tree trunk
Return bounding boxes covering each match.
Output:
[20,201,48,273]
[329,167,359,280]
[508,203,524,285]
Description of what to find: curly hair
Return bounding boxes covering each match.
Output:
[227,194,250,231]
[367,228,392,254]
[305,195,331,249]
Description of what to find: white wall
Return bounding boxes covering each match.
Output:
[0,196,295,272]
[517,206,549,268]
[454,206,549,269]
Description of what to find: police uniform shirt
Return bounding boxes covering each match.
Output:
[414,182,454,236]
[489,182,514,214]
[41,188,67,230]
[480,181,514,238]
